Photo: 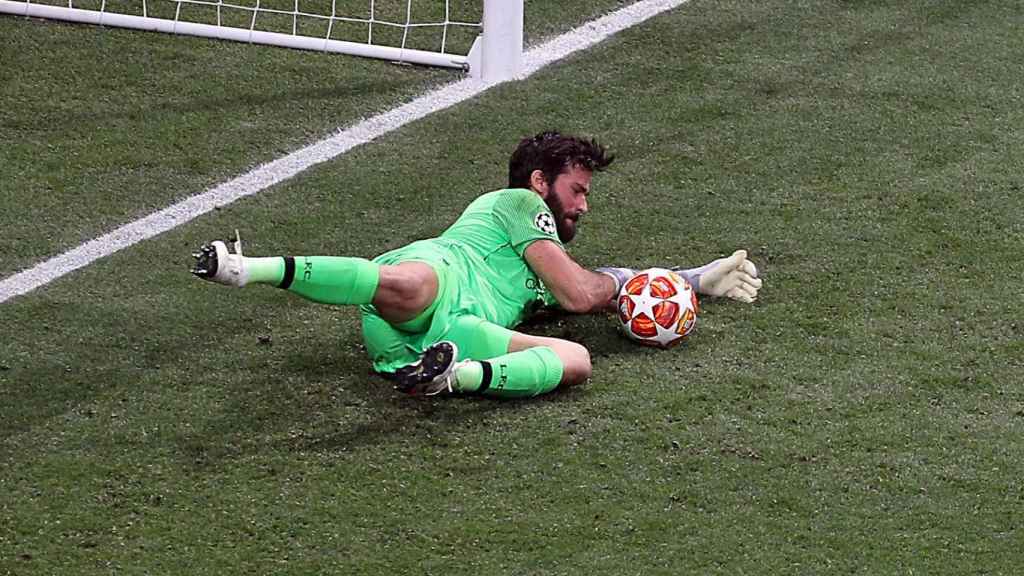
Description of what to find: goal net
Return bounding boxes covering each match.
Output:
[0,0,522,80]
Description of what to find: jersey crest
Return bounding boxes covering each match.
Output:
[534,211,557,236]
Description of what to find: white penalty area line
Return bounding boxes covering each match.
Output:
[0,0,690,304]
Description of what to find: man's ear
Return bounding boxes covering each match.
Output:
[529,169,549,197]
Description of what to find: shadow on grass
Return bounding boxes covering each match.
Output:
[173,313,630,466]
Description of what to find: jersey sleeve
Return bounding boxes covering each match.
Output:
[492,188,563,256]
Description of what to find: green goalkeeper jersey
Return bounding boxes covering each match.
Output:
[437,187,562,327]
[362,188,563,372]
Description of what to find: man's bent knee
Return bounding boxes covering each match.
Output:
[507,332,592,387]
[373,262,439,323]
[555,340,592,386]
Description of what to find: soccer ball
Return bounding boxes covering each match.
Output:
[617,268,698,348]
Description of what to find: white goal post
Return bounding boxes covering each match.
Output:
[0,0,522,81]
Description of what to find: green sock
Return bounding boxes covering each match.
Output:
[278,256,380,305]
[454,346,564,398]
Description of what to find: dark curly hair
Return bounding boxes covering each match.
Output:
[507,131,614,189]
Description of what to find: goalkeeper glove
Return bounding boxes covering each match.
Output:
[673,250,762,303]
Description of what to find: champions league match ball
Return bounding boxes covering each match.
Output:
[617,268,698,349]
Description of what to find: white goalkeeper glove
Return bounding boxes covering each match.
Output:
[673,249,762,303]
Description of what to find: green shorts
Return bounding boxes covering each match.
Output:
[360,239,515,373]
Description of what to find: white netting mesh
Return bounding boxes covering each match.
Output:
[11,0,483,58]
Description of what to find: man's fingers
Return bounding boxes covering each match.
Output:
[730,266,762,292]
[725,286,756,303]
[741,258,758,278]
[723,250,747,271]
[723,271,761,303]
[734,279,760,299]
[740,273,763,290]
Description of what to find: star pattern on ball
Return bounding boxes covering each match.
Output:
[631,293,660,324]
[617,268,698,348]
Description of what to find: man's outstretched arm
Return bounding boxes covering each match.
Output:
[524,239,617,314]
[595,250,764,303]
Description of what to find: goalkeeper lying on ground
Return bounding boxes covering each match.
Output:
[192,131,763,398]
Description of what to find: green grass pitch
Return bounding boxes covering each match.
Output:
[2,0,1023,573]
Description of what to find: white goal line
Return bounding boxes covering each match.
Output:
[0,0,690,304]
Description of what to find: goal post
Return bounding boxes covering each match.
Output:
[467,0,522,82]
[0,0,522,81]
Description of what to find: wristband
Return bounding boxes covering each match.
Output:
[594,266,636,294]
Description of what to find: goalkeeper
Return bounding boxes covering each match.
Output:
[192,131,762,398]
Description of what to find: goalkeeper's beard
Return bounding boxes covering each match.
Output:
[545,194,581,243]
